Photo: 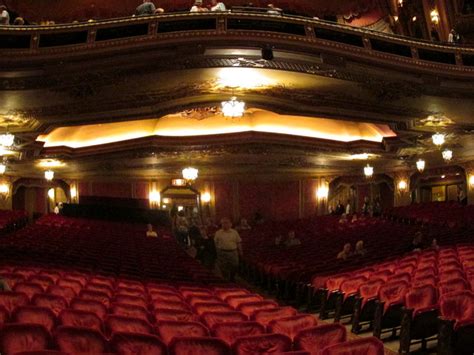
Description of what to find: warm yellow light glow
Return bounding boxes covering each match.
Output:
[0,164,6,175]
[364,164,374,177]
[37,159,65,168]
[469,175,474,186]
[201,192,211,203]
[0,148,17,156]
[398,180,407,191]
[0,183,9,195]
[316,185,329,200]
[416,159,425,173]
[37,109,396,148]
[393,15,399,22]
[349,153,371,160]
[430,9,440,24]
[149,190,160,203]
[48,188,55,200]
[217,68,274,89]
[70,186,77,199]
[182,167,198,182]
[177,206,184,211]
[163,198,171,204]
[44,170,54,181]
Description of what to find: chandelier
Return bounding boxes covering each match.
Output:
[416,159,425,173]
[442,149,453,162]
[0,163,5,175]
[364,164,374,178]
[182,167,198,183]
[0,133,14,147]
[432,133,445,147]
[44,170,54,181]
[221,97,245,118]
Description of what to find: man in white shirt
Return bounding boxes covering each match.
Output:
[190,0,208,12]
[0,6,10,25]
[345,199,351,215]
[210,0,226,11]
[214,217,242,281]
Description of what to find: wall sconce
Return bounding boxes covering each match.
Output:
[397,0,404,7]
[430,9,440,24]
[162,198,170,204]
[70,186,77,199]
[0,183,9,199]
[149,190,161,208]
[469,175,474,187]
[201,192,211,203]
[45,170,54,181]
[393,15,399,22]
[316,186,329,200]
[398,180,407,192]
[48,188,55,200]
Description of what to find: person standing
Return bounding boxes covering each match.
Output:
[190,0,208,12]
[0,6,10,25]
[210,0,226,11]
[345,199,351,215]
[135,0,156,16]
[214,217,242,282]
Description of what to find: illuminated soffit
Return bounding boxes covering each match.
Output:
[37,108,396,149]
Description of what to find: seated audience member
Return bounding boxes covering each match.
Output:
[373,198,382,217]
[0,278,10,291]
[431,238,439,250]
[190,0,208,12]
[275,234,283,246]
[335,200,344,215]
[54,203,60,215]
[210,0,226,11]
[410,231,424,252]
[285,230,301,247]
[351,214,358,223]
[236,218,251,231]
[188,219,202,245]
[135,0,156,15]
[267,3,282,15]
[146,224,158,237]
[0,6,10,25]
[195,227,216,269]
[354,240,366,256]
[13,17,24,25]
[339,213,348,224]
[176,211,189,247]
[337,243,352,260]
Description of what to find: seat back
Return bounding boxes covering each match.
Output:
[326,274,350,292]
[78,290,111,307]
[114,294,147,308]
[154,308,199,322]
[269,314,318,341]
[0,323,50,354]
[378,281,409,309]
[169,336,230,355]
[233,333,292,355]
[106,315,153,336]
[237,301,278,317]
[111,332,167,355]
[59,309,103,332]
[439,278,470,296]
[12,306,57,332]
[110,303,149,321]
[47,285,77,303]
[252,306,297,326]
[194,302,234,316]
[54,326,108,353]
[32,294,68,317]
[0,291,29,314]
[405,285,438,312]
[340,276,367,298]
[440,290,474,322]
[13,283,44,300]
[294,324,347,353]
[70,298,107,319]
[202,311,248,328]
[321,336,384,355]
[212,321,265,346]
[156,320,210,345]
[225,295,263,308]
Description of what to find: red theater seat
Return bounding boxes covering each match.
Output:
[14,283,44,300]
[150,291,183,303]
[54,326,108,354]
[47,285,76,303]
[194,302,234,316]
[59,309,103,332]
[213,321,265,346]
[0,305,7,325]
[202,311,248,328]
[237,301,278,317]
[226,295,263,309]
[233,333,292,354]
[71,298,108,320]
[32,294,68,317]
[252,306,297,326]
[28,275,55,291]
[188,295,223,306]
[117,280,144,292]
[0,291,29,314]
[116,287,146,298]
[106,315,154,336]
[57,279,83,295]
[321,336,384,355]
[111,303,150,322]
[156,320,210,345]
[214,288,249,301]
[152,300,191,312]
[169,336,230,355]
[90,276,115,289]
[79,289,111,308]
[12,306,57,332]
[115,294,148,308]
[111,332,167,355]
[440,290,474,324]
[85,283,114,298]
[269,314,318,341]
[0,324,51,354]
[154,309,199,322]
[294,324,347,353]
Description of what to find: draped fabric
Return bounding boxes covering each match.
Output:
[5,0,380,23]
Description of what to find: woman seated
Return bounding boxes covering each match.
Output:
[146,223,158,237]
[337,243,352,260]
[284,230,301,247]
[354,240,367,256]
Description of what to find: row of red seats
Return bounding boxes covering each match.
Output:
[0,209,27,234]
[317,245,474,353]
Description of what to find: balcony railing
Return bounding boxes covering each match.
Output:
[1,11,473,69]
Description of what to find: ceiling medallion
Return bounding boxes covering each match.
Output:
[418,115,455,128]
[221,97,246,118]
[180,107,219,121]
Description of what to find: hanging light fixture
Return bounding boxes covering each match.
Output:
[442,149,453,162]
[364,164,374,178]
[182,167,198,184]
[0,133,14,147]
[416,159,425,173]
[44,170,54,181]
[221,97,245,118]
[432,133,445,147]
[0,163,6,175]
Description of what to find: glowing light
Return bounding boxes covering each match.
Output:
[416,159,425,173]
[70,186,77,199]
[398,180,407,191]
[364,164,374,178]
[432,133,445,146]
[182,167,198,182]
[217,68,273,89]
[149,190,160,203]
[48,188,55,199]
[316,185,329,200]
[44,170,54,181]
[201,192,211,203]
[177,206,184,211]
[163,198,170,204]
[37,159,65,168]
[0,183,9,195]
[398,0,404,6]
[393,15,399,22]
[469,175,474,186]
[0,164,6,174]
[0,133,14,147]
[441,175,446,179]
[430,9,440,24]
[221,97,245,118]
[442,149,453,162]
[412,16,417,22]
